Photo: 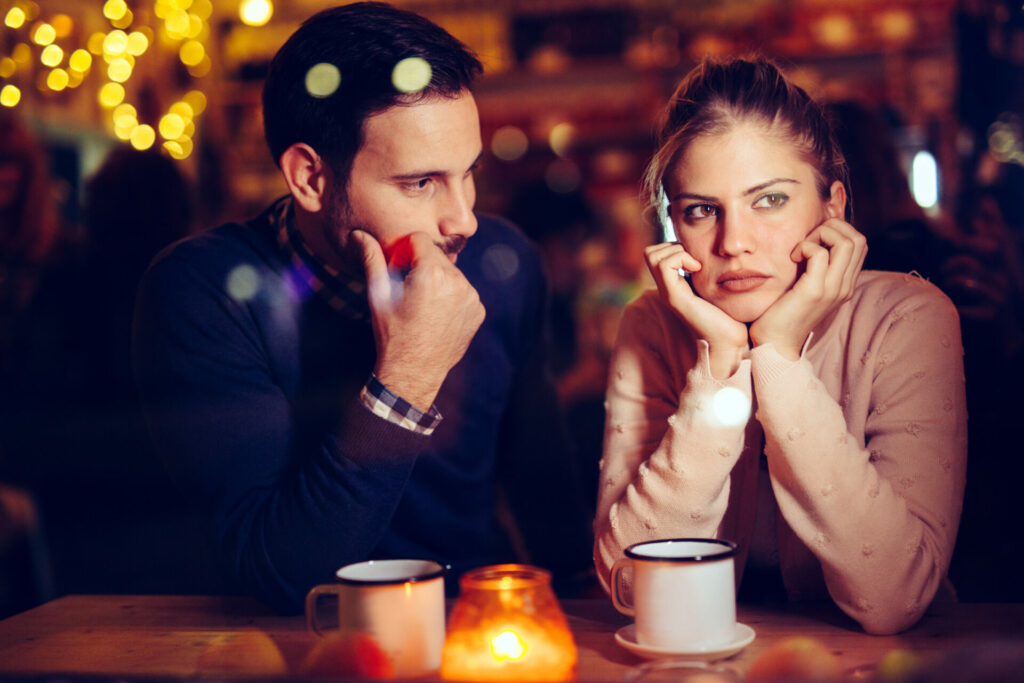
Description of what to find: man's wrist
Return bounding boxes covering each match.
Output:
[360,373,442,435]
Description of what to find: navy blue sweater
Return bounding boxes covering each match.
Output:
[133,204,591,613]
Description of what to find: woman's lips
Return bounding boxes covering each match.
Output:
[717,270,770,293]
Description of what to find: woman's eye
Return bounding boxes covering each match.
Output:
[754,192,788,209]
[683,203,717,220]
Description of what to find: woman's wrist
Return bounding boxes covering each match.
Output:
[706,340,750,379]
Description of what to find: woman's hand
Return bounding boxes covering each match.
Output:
[645,242,749,378]
[749,218,867,359]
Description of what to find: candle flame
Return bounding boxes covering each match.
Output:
[490,630,527,661]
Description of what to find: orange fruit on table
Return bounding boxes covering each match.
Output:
[195,628,289,677]
[300,632,394,680]
[747,636,844,681]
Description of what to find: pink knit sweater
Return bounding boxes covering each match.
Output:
[594,271,967,634]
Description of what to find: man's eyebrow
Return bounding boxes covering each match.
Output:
[742,177,798,196]
[390,150,484,181]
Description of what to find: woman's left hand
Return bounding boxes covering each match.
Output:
[749,218,867,359]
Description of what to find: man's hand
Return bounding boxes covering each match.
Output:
[749,218,867,359]
[645,241,749,379]
[351,230,485,411]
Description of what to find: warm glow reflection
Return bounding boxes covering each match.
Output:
[98,82,125,107]
[239,0,273,27]
[0,85,21,108]
[4,7,26,29]
[490,631,527,661]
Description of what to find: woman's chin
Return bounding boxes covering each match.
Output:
[708,295,773,324]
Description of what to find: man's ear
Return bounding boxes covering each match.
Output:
[279,143,329,213]
[825,180,848,220]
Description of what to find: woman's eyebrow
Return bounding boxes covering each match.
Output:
[743,177,798,196]
[669,190,717,203]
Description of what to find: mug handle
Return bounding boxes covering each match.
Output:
[305,584,344,636]
[610,557,635,617]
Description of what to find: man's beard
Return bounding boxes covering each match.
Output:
[323,191,469,279]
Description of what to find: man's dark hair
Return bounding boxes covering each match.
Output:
[262,1,482,185]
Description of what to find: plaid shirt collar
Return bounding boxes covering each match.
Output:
[270,196,370,321]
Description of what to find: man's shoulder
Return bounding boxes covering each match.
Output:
[146,205,284,280]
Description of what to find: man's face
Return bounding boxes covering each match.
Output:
[326,90,482,268]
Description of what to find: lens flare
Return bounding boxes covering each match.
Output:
[392,57,432,94]
[305,62,340,98]
[491,126,528,161]
[710,387,751,427]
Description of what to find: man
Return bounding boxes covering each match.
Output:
[132,2,592,614]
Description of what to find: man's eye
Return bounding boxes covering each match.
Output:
[405,178,431,191]
[754,192,788,209]
[683,203,717,219]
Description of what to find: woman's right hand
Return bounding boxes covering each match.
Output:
[645,242,749,378]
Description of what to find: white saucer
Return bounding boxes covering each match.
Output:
[614,623,756,661]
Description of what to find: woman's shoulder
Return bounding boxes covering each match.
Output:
[846,270,961,336]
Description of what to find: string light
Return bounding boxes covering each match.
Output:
[2,2,209,161]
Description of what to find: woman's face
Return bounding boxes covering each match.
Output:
[666,120,845,323]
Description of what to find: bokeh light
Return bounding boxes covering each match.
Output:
[711,387,751,427]
[4,7,26,29]
[51,14,73,38]
[108,57,133,82]
[227,264,261,301]
[130,124,156,151]
[46,68,69,91]
[490,125,529,161]
[87,32,106,55]
[40,45,63,68]
[305,62,340,98]
[32,22,56,46]
[159,113,186,140]
[392,57,432,94]
[911,150,939,209]
[239,0,273,27]
[12,44,32,64]
[69,49,92,73]
[103,30,129,57]
[98,82,125,107]
[126,31,149,56]
[0,58,15,79]
[110,9,133,30]
[481,243,520,282]
[183,90,206,115]
[549,122,574,157]
[103,0,128,21]
[0,85,21,108]
[179,40,205,66]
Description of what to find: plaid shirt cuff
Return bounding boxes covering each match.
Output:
[359,373,442,436]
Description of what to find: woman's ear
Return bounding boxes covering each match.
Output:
[825,180,847,220]
[279,143,329,213]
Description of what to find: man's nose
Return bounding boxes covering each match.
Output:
[439,183,477,239]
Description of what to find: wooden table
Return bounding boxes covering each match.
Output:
[0,595,1021,680]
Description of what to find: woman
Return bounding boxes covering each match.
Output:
[594,58,966,635]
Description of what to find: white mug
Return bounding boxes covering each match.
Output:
[611,538,737,651]
[305,559,446,677]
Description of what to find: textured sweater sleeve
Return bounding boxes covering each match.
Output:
[594,294,752,590]
[133,243,424,614]
[751,280,967,634]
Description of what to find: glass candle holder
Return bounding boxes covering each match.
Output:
[440,564,577,682]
